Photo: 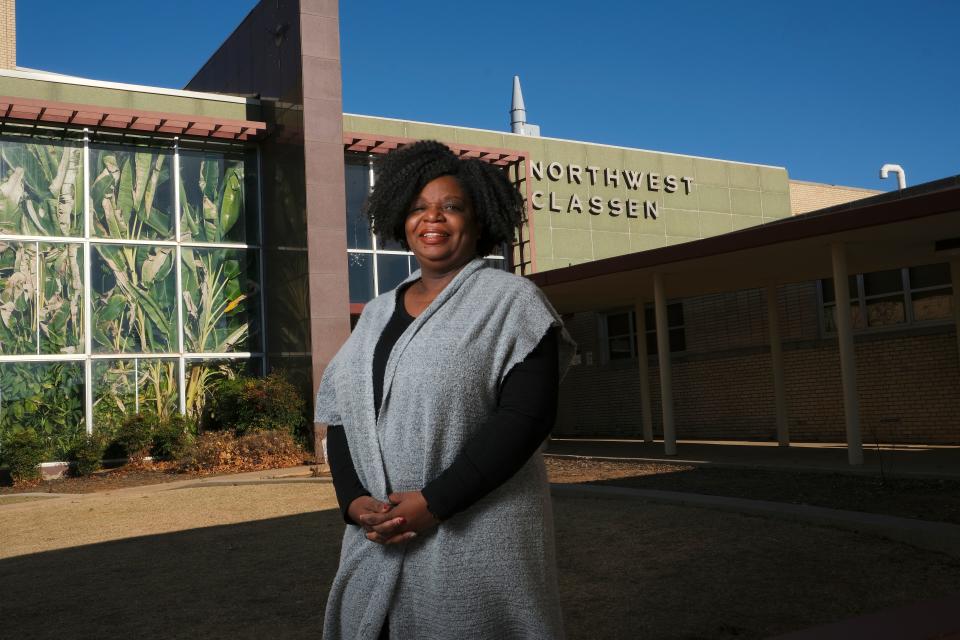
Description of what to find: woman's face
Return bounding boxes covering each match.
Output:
[404,175,481,276]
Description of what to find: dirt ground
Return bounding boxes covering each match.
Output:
[6,456,960,527]
[0,458,317,495]
[2,469,960,639]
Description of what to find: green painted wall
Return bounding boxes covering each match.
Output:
[0,74,257,121]
[345,114,791,272]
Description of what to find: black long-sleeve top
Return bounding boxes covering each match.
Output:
[326,283,559,523]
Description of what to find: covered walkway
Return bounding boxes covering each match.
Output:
[532,178,960,465]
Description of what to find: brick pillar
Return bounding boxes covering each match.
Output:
[0,0,15,69]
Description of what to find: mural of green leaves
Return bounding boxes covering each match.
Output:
[91,244,177,353]
[0,361,85,457]
[92,358,178,424]
[1,138,263,444]
[90,145,174,240]
[181,247,259,354]
[0,137,84,238]
[179,151,252,244]
[0,241,84,355]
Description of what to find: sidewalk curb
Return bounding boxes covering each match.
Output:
[544,452,960,481]
[550,483,960,559]
[171,477,331,489]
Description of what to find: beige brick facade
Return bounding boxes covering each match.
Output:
[789,179,881,215]
[556,282,960,444]
[0,0,14,70]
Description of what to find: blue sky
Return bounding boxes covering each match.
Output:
[16,1,959,190]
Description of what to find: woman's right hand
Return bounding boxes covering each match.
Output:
[347,496,416,545]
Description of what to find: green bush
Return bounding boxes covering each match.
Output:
[114,413,158,462]
[206,376,246,432]
[208,371,305,436]
[1,428,47,484]
[93,402,127,460]
[68,434,106,477]
[151,415,197,461]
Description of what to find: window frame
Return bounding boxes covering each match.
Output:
[600,303,686,364]
[817,264,954,337]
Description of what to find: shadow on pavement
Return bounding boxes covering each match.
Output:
[0,509,344,639]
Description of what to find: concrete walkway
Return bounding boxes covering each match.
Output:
[547,437,960,479]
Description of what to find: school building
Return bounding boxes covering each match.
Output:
[0,0,957,465]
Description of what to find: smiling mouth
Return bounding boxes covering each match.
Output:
[419,231,450,242]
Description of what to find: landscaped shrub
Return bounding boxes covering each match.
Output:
[113,413,158,463]
[206,376,246,432]
[234,430,303,467]
[179,430,303,473]
[151,415,197,461]
[208,371,306,436]
[179,431,238,472]
[0,428,47,485]
[68,434,107,477]
[93,401,128,460]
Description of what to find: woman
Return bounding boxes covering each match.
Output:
[316,140,574,639]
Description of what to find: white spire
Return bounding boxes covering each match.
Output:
[509,75,539,136]
[510,75,526,133]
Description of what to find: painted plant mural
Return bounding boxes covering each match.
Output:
[0,136,260,448]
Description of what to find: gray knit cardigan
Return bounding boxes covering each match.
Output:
[315,259,575,640]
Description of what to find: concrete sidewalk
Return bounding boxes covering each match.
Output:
[547,437,960,479]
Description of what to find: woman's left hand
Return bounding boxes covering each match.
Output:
[378,491,440,538]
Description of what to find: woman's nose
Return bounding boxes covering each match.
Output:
[424,204,445,221]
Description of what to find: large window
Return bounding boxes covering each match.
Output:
[0,132,262,456]
[602,304,686,362]
[344,154,508,304]
[820,264,953,334]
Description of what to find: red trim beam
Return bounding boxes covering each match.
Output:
[343,133,523,166]
[0,95,266,141]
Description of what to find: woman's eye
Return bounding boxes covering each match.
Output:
[442,202,462,211]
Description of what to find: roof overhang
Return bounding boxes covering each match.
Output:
[343,132,524,166]
[0,95,266,141]
[529,180,960,313]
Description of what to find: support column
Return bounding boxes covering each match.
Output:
[830,243,864,465]
[634,299,654,443]
[653,273,676,455]
[766,284,789,447]
[951,258,960,365]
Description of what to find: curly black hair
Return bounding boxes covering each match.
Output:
[364,140,524,257]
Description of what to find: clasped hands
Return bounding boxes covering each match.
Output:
[348,491,440,545]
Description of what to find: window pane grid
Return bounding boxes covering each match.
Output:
[0,133,262,443]
[603,305,685,361]
[819,264,954,335]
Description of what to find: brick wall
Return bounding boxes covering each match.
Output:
[789,180,881,215]
[0,0,14,70]
[556,283,960,444]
